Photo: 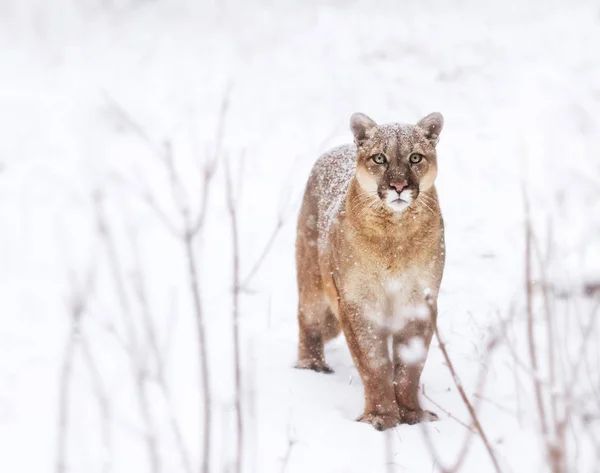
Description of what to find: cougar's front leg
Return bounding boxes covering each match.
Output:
[392,319,437,424]
[340,302,400,431]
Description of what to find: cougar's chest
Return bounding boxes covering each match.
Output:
[347,268,430,332]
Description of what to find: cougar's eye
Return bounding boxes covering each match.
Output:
[409,153,423,164]
[372,153,386,165]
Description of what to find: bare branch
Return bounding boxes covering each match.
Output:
[182,228,212,473]
[163,140,191,219]
[531,230,558,432]
[471,394,518,419]
[425,294,502,473]
[102,91,165,160]
[80,336,113,473]
[419,330,496,473]
[56,249,97,473]
[523,188,550,441]
[94,192,161,473]
[128,229,193,473]
[522,187,564,473]
[56,319,78,473]
[225,155,244,473]
[140,191,181,239]
[279,420,297,473]
[188,84,231,236]
[103,92,229,473]
[188,161,216,238]
[421,387,475,434]
[239,218,284,292]
[109,171,181,238]
[212,82,233,165]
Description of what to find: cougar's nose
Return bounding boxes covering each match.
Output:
[389,181,408,193]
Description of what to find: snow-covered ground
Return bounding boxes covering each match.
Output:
[1,1,599,472]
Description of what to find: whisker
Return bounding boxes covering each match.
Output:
[417,198,435,215]
[349,190,379,213]
[356,199,381,220]
[348,190,378,206]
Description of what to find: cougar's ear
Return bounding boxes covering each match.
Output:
[350,112,377,146]
[416,112,444,146]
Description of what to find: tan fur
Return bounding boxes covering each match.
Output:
[295,112,446,430]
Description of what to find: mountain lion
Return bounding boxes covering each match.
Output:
[295,112,445,431]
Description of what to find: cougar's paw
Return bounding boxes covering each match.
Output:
[295,359,334,374]
[399,408,438,425]
[356,412,401,431]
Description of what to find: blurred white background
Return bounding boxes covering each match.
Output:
[0,1,599,472]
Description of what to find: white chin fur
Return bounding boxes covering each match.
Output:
[387,199,410,212]
[385,190,412,212]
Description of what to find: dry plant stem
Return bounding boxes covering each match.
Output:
[420,344,492,473]
[532,234,559,431]
[95,195,161,473]
[523,190,562,472]
[212,82,232,163]
[245,342,258,473]
[225,157,244,473]
[472,393,518,419]
[105,91,236,473]
[420,415,475,473]
[532,231,572,472]
[174,164,215,473]
[425,295,502,473]
[183,231,212,473]
[420,427,454,473]
[105,94,217,472]
[558,300,600,471]
[497,305,525,427]
[130,238,193,473]
[162,140,216,473]
[280,421,297,473]
[523,193,550,440]
[566,299,600,391]
[496,315,553,388]
[422,388,475,433]
[121,158,213,473]
[102,91,162,157]
[56,257,96,473]
[80,337,113,473]
[239,219,283,292]
[151,146,214,473]
[56,322,77,473]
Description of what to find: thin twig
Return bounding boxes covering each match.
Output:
[532,232,558,432]
[225,156,244,473]
[239,219,283,292]
[183,228,212,473]
[523,188,550,442]
[280,420,297,473]
[94,193,161,473]
[102,91,163,159]
[472,394,518,419]
[425,294,502,473]
[56,320,78,473]
[189,85,230,235]
[56,250,97,473]
[80,336,113,473]
[103,95,220,473]
[129,228,193,473]
[422,387,475,433]
[420,334,495,473]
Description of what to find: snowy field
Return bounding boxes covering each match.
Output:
[1,0,599,472]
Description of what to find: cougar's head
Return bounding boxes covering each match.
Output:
[350,112,443,212]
